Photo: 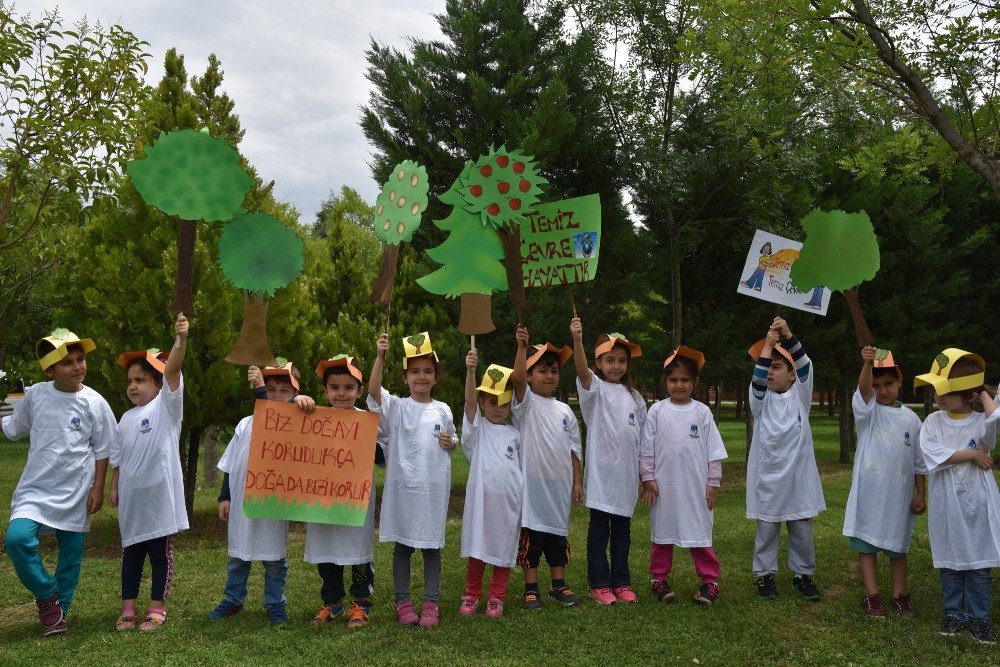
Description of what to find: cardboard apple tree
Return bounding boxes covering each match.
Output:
[370,160,430,304]
[218,211,304,366]
[417,161,508,334]
[127,128,255,313]
[789,208,880,347]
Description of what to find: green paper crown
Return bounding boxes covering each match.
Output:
[460,145,546,229]
[218,212,304,296]
[374,160,429,244]
[127,128,255,222]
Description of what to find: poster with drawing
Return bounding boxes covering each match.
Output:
[737,229,831,315]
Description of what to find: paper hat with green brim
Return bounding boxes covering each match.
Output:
[663,345,706,372]
[316,355,363,383]
[402,332,439,369]
[526,343,573,369]
[871,348,903,382]
[477,364,514,406]
[262,360,300,391]
[36,329,96,371]
[913,348,985,394]
[747,339,795,368]
[117,348,169,375]
[595,332,642,359]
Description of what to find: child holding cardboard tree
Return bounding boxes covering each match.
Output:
[570,317,647,605]
[511,324,583,610]
[3,329,119,637]
[209,362,315,627]
[368,332,458,628]
[458,349,522,618]
[746,317,825,601]
[842,346,925,619]
[109,314,191,631]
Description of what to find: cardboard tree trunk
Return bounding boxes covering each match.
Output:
[170,219,198,313]
[225,293,278,367]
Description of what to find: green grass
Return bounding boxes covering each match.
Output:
[1,410,998,666]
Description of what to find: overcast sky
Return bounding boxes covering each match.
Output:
[16,1,448,222]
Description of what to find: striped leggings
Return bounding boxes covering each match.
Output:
[121,535,175,602]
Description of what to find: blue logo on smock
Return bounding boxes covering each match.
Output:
[967,439,977,449]
[628,412,636,426]
[69,416,81,431]
[140,418,152,434]
[506,445,514,461]
[689,424,699,438]
[903,431,911,447]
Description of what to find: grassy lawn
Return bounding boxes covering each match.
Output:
[1,408,997,666]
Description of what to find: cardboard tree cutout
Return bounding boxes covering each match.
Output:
[417,162,508,334]
[789,208,880,347]
[218,211,304,366]
[370,160,430,304]
[459,145,547,320]
[127,128,255,313]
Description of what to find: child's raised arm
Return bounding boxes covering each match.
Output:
[368,333,388,406]
[773,316,810,380]
[512,324,529,402]
[981,387,998,418]
[464,348,478,423]
[163,313,189,392]
[570,317,592,390]
[858,345,876,403]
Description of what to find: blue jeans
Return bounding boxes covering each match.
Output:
[940,567,991,622]
[586,508,631,588]
[743,268,765,290]
[5,518,86,614]
[222,557,287,609]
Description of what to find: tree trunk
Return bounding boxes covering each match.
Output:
[497,225,527,322]
[818,389,825,409]
[669,221,682,347]
[843,287,873,348]
[170,219,197,313]
[714,382,721,410]
[735,388,743,419]
[838,383,854,464]
[458,293,495,335]
[370,243,400,304]
[202,425,221,488]
[225,293,277,367]
[827,386,835,417]
[184,425,202,516]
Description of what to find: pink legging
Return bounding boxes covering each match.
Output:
[465,558,511,601]
[650,544,720,584]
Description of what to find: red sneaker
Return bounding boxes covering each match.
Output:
[589,587,617,605]
[459,594,479,616]
[891,594,915,619]
[612,585,638,603]
[862,593,886,619]
[418,601,440,628]
[396,601,419,626]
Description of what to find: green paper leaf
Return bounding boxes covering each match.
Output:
[460,145,547,229]
[407,333,426,350]
[936,353,950,370]
[373,160,429,244]
[126,128,255,222]
[218,212,304,295]
[486,368,504,386]
[789,209,880,293]
[274,356,289,367]
[875,348,889,361]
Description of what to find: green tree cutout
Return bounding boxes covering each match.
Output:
[127,127,255,312]
[486,367,504,389]
[875,348,890,362]
[789,209,881,347]
[417,162,508,334]
[218,211,304,366]
[407,333,427,354]
[370,160,429,304]
[460,146,547,318]
[935,353,950,372]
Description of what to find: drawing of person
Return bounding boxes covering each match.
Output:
[740,242,773,292]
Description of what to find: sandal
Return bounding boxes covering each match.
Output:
[139,608,167,631]
[115,607,137,631]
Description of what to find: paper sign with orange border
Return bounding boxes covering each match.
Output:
[243,400,378,526]
[595,332,642,359]
[316,355,364,383]
[663,345,705,372]
[913,348,985,394]
[526,343,573,369]
[747,339,795,368]
[118,348,169,374]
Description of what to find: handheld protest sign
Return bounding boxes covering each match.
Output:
[520,194,601,287]
[127,128,255,314]
[417,162,508,335]
[736,229,832,315]
[244,401,378,525]
[370,160,430,305]
[459,145,547,321]
[218,212,304,367]
[789,209,880,347]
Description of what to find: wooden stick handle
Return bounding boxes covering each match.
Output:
[570,284,578,318]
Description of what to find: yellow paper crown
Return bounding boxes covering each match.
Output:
[402,331,439,369]
[36,328,96,371]
[476,364,514,406]
[914,348,985,394]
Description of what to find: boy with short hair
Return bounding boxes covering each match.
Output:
[843,346,925,619]
[511,324,583,610]
[746,317,825,601]
[3,328,119,636]
[209,361,315,626]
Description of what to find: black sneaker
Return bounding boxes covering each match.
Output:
[756,575,778,599]
[651,579,676,603]
[548,585,580,607]
[939,616,964,637]
[522,589,542,610]
[694,583,720,606]
[792,574,821,601]
[969,619,996,644]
